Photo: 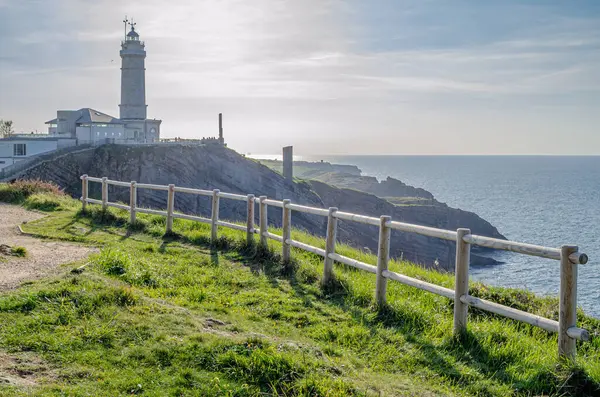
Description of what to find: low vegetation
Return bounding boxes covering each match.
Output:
[0,182,599,396]
[0,119,14,138]
[0,180,66,204]
[9,246,27,257]
[0,245,27,258]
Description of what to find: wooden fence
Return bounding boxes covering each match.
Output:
[80,175,591,360]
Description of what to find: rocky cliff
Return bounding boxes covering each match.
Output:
[260,160,433,199]
[309,181,503,269]
[260,160,362,179]
[18,144,504,270]
[311,174,434,200]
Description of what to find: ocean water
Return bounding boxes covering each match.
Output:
[295,155,600,318]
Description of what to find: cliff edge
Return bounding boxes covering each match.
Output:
[18,144,503,269]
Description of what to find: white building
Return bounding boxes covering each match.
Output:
[45,108,125,144]
[0,19,161,171]
[0,135,76,169]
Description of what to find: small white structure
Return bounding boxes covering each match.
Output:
[0,135,76,169]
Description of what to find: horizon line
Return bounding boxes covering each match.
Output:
[248,153,600,158]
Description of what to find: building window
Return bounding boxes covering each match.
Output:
[14,143,26,156]
[0,161,5,164]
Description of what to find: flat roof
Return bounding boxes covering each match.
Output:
[0,136,75,142]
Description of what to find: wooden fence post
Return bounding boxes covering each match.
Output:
[129,181,137,224]
[559,245,579,360]
[375,215,392,306]
[166,184,175,233]
[322,207,338,287]
[259,196,268,249]
[246,194,255,246]
[211,189,220,243]
[80,174,88,212]
[453,228,471,337]
[282,199,291,262]
[101,177,108,211]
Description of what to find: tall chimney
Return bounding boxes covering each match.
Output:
[218,113,224,144]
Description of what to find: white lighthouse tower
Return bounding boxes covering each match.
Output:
[119,18,161,142]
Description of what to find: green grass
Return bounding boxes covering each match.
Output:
[0,180,65,204]
[0,187,599,396]
[9,246,27,257]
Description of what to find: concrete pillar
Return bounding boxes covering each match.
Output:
[218,113,224,144]
[283,146,293,182]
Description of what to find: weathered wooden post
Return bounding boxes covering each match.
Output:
[559,245,579,360]
[259,196,268,249]
[166,184,175,233]
[246,194,255,246]
[211,189,220,243]
[322,207,338,286]
[80,174,88,212]
[129,181,137,224]
[282,199,292,262]
[101,177,108,211]
[453,228,471,336]
[375,215,392,306]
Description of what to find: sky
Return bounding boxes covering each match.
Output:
[0,0,599,155]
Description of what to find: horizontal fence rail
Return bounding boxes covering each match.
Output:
[79,175,591,360]
[462,234,588,265]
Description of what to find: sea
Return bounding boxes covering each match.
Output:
[253,155,600,318]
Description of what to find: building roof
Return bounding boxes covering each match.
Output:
[45,108,124,125]
[0,136,75,142]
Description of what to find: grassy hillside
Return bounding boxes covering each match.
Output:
[0,183,599,396]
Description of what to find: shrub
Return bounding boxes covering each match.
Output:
[0,180,64,204]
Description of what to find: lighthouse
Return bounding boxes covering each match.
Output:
[38,18,161,147]
[118,18,161,142]
[119,20,146,120]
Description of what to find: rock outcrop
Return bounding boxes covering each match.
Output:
[260,160,433,199]
[313,174,434,200]
[18,144,504,269]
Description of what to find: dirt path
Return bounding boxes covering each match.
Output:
[0,203,96,291]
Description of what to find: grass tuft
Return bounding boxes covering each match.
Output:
[10,246,27,257]
[94,248,131,275]
[23,192,78,212]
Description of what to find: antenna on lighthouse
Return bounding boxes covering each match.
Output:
[122,16,129,39]
[129,18,136,31]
